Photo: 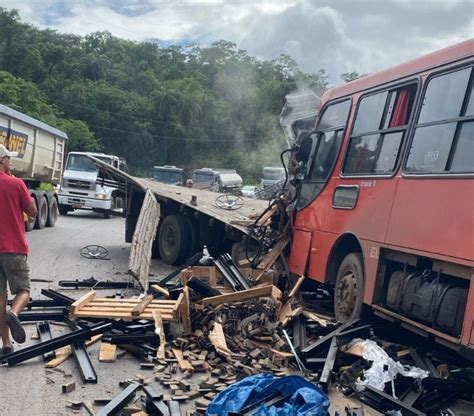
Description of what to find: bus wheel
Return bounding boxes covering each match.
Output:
[34,196,48,229]
[46,198,58,227]
[158,215,192,265]
[334,253,364,322]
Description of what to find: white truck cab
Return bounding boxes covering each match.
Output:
[58,152,127,218]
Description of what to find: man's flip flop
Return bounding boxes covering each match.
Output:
[7,311,26,343]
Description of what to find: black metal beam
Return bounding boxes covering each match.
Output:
[41,289,75,306]
[318,336,338,391]
[102,332,158,345]
[1,321,112,366]
[143,385,170,416]
[359,385,426,416]
[58,277,134,289]
[72,341,98,383]
[18,309,67,322]
[96,383,141,416]
[302,319,359,356]
[292,315,306,351]
[36,321,55,361]
[157,251,203,287]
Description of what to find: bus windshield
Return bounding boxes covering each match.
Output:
[66,154,97,172]
[193,172,215,183]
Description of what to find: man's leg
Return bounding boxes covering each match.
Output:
[5,254,30,344]
[10,290,30,316]
[0,291,11,348]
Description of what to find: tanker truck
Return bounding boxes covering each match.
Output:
[0,104,67,231]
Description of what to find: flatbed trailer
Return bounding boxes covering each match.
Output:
[92,158,268,265]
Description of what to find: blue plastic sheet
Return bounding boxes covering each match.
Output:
[207,374,329,416]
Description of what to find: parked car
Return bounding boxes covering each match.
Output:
[241,185,259,199]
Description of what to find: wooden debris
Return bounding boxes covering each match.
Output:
[172,347,193,372]
[131,294,154,316]
[62,382,76,394]
[153,310,166,360]
[128,189,161,289]
[200,285,281,306]
[99,342,117,363]
[208,322,232,360]
[45,335,102,368]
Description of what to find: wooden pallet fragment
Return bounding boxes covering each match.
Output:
[199,285,281,307]
[69,290,188,328]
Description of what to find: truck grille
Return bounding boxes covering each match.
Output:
[66,179,95,190]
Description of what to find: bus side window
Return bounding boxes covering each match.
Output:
[406,66,473,174]
[343,83,417,176]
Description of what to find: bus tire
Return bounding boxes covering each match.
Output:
[58,204,69,216]
[334,253,364,322]
[158,215,192,265]
[46,197,58,227]
[34,196,48,229]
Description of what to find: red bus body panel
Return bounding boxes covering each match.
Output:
[289,39,474,349]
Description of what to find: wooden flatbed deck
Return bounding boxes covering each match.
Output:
[135,178,268,234]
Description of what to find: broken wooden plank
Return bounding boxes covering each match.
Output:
[150,284,170,298]
[45,335,102,368]
[200,285,282,306]
[128,189,161,290]
[180,286,191,333]
[131,295,154,317]
[172,347,194,372]
[153,310,166,360]
[209,322,232,360]
[99,342,117,363]
[69,290,96,316]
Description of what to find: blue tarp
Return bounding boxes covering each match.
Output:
[207,374,330,416]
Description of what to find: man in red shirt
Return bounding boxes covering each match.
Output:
[0,144,37,355]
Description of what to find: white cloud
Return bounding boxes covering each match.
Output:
[1,0,472,83]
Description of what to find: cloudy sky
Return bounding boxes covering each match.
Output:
[2,0,473,84]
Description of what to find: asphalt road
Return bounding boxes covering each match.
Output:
[0,211,379,415]
[0,211,174,416]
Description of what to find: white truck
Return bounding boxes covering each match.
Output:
[0,104,67,231]
[58,152,127,218]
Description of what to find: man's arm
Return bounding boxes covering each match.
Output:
[24,200,37,219]
[18,180,37,219]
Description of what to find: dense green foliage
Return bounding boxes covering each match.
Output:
[0,8,330,179]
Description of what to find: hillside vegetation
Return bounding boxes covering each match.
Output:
[0,8,329,179]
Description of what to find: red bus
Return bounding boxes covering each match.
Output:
[288,39,473,355]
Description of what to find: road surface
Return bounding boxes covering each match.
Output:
[0,211,379,415]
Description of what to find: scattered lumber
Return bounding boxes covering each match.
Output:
[200,285,281,307]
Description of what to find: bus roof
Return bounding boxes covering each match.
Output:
[322,39,473,104]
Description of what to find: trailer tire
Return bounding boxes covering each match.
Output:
[334,253,364,322]
[25,197,37,232]
[34,196,48,229]
[46,197,58,227]
[158,215,192,265]
[58,204,69,216]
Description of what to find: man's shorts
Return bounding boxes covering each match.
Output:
[0,253,31,295]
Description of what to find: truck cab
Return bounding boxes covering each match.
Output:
[152,165,184,185]
[261,167,286,190]
[192,168,242,193]
[58,152,127,218]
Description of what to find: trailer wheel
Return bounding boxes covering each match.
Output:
[25,197,37,232]
[158,215,192,265]
[334,253,364,322]
[34,196,48,229]
[58,204,69,216]
[46,198,58,227]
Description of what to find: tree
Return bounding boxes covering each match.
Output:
[57,119,102,152]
